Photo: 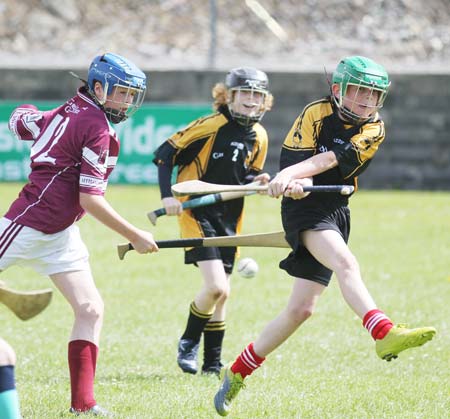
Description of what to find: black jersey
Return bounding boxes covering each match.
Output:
[153,106,269,252]
[280,96,385,212]
[154,106,268,188]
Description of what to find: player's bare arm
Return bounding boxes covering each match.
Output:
[268,151,338,198]
[79,193,158,253]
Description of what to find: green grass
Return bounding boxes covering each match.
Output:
[1,183,449,419]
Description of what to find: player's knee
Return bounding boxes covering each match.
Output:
[286,303,314,325]
[210,285,228,301]
[75,298,104,323]
[208,282,229,301]
[335,253,359,276]
[219,283,231,301]
[0,339,16,366]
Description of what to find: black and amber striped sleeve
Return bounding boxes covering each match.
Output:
[333,121,386,179]
[154,113,226,168]
[167,115,220,152]
[152,117,208,168]
[248,123,268,172]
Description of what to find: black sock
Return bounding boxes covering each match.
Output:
[203,321,225,366]
[181,301,213,342]
[0,365,15,392]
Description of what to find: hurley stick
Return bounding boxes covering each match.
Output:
[118,231,289,260]
[0,281,53,321]
[172,180,354,197]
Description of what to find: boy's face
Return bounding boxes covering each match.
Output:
[230,89,265,118]
[105,86,138,112]
[93,82,144,123]
[341,84,381,120]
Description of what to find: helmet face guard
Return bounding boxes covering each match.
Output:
[332,56,390,124]
[225,67,270,126]
[228,86,268,126]
[98,78,146,124]
[87,53,147,124]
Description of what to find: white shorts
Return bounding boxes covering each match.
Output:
[0,218,90,276]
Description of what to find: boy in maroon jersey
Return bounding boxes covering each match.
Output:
[0,53,158,416]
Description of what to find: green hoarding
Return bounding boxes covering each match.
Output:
[0,101,211,184]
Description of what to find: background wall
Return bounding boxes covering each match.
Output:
[1,69,449,190]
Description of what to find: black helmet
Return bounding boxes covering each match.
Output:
[225,67,270,126]
[225,67,269,91]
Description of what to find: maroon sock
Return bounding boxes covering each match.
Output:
[363,309,394,340]
[231,342,265,378]
[68,340,98,411]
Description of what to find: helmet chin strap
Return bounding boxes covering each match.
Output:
[103,107,127,124]
[228,90,266,126]
[341,107,371,125]
[332,95,371,125]
[227,105,259,127]
[83,83,127,124]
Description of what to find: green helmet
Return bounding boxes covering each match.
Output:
[332,56,390,124]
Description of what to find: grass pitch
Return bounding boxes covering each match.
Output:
[1,183,449,419]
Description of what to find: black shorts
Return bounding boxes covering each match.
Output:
[185,246,236,274]
[279,204,351,286]
[183,201,243,274]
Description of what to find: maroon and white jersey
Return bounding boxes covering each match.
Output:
[5,87,119,234]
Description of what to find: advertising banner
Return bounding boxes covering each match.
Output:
[0,101,210,183]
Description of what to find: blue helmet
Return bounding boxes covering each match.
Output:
[87,53,147,123]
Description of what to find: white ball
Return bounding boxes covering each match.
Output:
[237,257,258,278]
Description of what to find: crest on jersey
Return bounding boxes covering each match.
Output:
[65,102,81,114]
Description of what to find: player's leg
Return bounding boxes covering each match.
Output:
[0,339,20,419]
[214,278,325,416]
[302,229,376,317]
[1,220,109,415]
[196,260,229,313]
[177,210,227,374]
[51,269,104,343]
[177,259,228,374]
[302,229,436,361]
[202,273,230,375]
[202,246,236,375]
[253,278,325,356]
[50,269,107,415]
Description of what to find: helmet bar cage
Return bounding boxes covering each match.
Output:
[96,73,146,124]
[334,70,390,124]
[228,86,268,126]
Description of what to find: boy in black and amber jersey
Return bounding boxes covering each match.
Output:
[214,56,436,417]
[153,67,272,376]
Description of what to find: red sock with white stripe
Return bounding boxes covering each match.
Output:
[363,309,394,340]
[231,342,265,378]
[68,340,98,411]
